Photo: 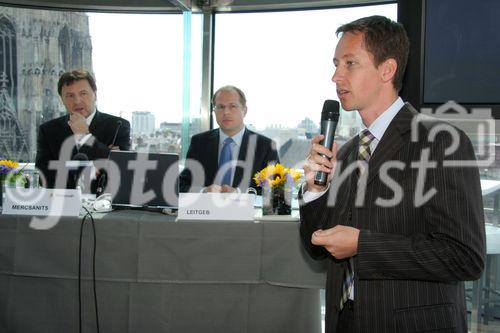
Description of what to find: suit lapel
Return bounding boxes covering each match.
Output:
[344,139,359,167]
[237,128,250,161]
[61,115,74,138]
[59,115,77,156]
[206,130,220,185]
[88,110,101,133]
[233,129,250,187]
[366,104,415,185]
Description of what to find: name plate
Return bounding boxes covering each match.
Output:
[178,193,255,221]
[2,188,82,217]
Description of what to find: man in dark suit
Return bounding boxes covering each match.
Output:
[35,69,130,191]
[300,16,485,332]
[179,85,278,193]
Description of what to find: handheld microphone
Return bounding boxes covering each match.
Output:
[314,100,340,186]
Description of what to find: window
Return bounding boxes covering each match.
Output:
[213,4,397,168]
[88,12,195,153]
[0,6,202,161]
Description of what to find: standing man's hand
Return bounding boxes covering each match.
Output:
[303,134,337,192]
[68,112,89,135]
[311,225,360,259]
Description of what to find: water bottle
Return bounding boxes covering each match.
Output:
[31,171,40,188]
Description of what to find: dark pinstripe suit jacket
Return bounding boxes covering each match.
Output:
[300,103,485,333]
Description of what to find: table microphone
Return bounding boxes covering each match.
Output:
[314,100,340,186]
[110,120,122,149]
[71,152,89,189]
[96,119,123,196]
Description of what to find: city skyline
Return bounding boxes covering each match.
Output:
[88,4,396,131]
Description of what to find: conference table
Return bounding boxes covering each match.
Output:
[0,209,326,333]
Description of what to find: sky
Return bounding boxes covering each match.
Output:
[88,4,397,130]
[88,13,185,124]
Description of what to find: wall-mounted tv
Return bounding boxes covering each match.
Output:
[423,0,500,104]
[399,0,500,116]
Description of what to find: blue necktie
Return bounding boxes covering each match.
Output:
[219,137,234,186]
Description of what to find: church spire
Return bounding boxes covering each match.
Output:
[0,72,29,161]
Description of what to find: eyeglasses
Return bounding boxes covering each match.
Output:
[213,103,242,112]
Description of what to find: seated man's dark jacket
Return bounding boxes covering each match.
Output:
[179,128,279,193]
[35,110,131,191]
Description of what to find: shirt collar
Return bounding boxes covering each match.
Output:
[219,126,246,147]
[362,97,404,141]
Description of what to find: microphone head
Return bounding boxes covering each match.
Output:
[321,100,340,121]
[72,152,89,161]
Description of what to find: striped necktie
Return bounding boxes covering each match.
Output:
[357,129,375,176]
[340,129,375,311]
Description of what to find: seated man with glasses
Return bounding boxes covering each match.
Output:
[35,69,131,191]
[179,85,279,193]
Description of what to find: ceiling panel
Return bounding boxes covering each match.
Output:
[0,0,185,13]
[0,0,391,13]
[195,0,391,12]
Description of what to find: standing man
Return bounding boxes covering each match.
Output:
[179,85,279,193]
[35,69,130,190]
[300,16,485,332]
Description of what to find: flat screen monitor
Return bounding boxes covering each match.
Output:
[423,0,500,104]
[106,151,179,209]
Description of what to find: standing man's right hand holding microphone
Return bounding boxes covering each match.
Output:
[303,100,340,192]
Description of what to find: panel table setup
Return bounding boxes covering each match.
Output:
[0,148,326,332]
[0,207,326,333]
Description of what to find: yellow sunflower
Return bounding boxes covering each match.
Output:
[253,163,302,189]
[0,159,19,171]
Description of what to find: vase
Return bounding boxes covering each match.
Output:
[0,174,4,209]
[262,186,292,215]
[0,174,26,209]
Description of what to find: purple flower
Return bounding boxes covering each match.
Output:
[0,165,10,174]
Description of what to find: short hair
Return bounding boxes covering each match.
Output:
[336,15,410,92]
[212,85,247,107]
[57,69,97,96]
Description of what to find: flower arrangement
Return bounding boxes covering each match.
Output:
[253,163,302,189]
[0,159,27,186]
[254,163,301,215]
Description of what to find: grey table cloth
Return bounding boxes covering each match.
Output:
[0,210,326,333]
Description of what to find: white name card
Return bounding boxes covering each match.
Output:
[2,188,82,217]
[178,192,255,221]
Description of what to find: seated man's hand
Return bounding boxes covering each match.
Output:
[205,184,237,193]
[205,184,223,193]
[221,185,237,193]
[108,145,120,150]
[68,112,89,135]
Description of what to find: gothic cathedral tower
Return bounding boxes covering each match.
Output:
[0,6,92,161]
